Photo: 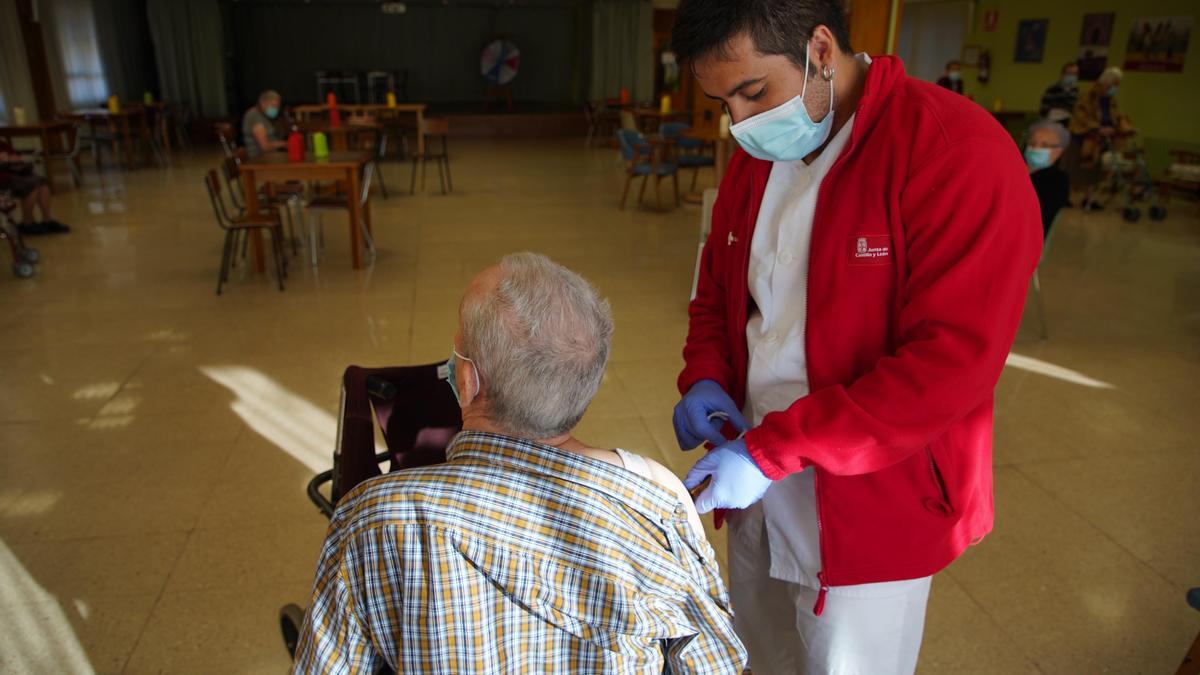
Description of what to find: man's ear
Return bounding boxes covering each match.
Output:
[458,359,480,407]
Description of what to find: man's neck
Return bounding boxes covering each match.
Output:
[461,414,575,449]
[803,52,870,164]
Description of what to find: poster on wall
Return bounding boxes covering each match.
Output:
[1124,16,1192,72]
[1014,19,1049,63]
[1080,13,1115,47]
[1077,47,1109,80]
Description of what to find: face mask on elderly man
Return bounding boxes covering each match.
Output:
[441,348,480,404]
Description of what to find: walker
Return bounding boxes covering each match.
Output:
[1096,134,1168,223]
[0,192,40,278]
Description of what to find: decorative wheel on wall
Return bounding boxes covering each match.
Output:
[480,39,520,85]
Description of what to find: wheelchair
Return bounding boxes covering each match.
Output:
[279,362,462,665]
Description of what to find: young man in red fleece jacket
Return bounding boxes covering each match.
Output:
[669,1,1042,672]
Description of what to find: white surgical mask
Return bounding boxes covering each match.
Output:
[439,348,479,403]
[729,45,834,163]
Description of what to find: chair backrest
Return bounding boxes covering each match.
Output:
[422,117,449,136]
[616,128,646,161]
[660,122,691,139]
[221,156,246,209]
[619,109,637,131]
[203,169,236,230]
[214,122,237,157]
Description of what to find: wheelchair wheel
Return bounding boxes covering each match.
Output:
[20,247,39,264]
[280,603,306,659]
[1121,206,1141,223]
[1149,205,1168,221]
[12,261,34,278]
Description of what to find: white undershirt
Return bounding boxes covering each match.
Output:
[743,53,929,595]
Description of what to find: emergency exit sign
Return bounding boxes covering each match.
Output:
[983,9,999,32]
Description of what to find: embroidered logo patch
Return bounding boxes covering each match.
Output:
[848,235,892,266]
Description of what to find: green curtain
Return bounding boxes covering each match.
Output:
[589,0,653,103]
[146,0,227,117]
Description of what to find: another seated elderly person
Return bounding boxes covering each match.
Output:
[0,138,68,235]
[241,89,286,158]
[1025,119,1071,237]
[293,252,746,674]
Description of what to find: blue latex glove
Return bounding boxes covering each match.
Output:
[672,380,751,450]
[683,439,772,514]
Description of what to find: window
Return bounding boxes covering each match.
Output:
[52,0,108,107]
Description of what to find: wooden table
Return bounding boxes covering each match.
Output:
[292,103,427,154]
[239,151,373,270]
[0,120,75,191]
[66,106,152,169]
[299,122,381,152]
[633,108,692,134]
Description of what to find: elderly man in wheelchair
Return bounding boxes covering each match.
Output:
[291,252,746,674]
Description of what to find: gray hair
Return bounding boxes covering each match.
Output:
[1029,119,1070,148]
[1098,67,1123,87]
[259,89,281,103]
[461,252,614,438]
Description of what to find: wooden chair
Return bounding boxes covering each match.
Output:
[214,121,237,158]
[410,117,452,194]
[204,168,287,294]
[304,162,377,268]
[616,128,679,210]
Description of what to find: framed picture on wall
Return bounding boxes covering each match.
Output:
[1015,19,1049,63]
[1077,46,1109,80]
[1124,16,1193,73]
[1080,12,1115,46]
[962,44,983,68]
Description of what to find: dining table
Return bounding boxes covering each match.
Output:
[292,103,428,155]
[65,106,153,169]
[633,108,692,134]
[299,121,382,152]
[0,120,76,191]
[238,151,374,270]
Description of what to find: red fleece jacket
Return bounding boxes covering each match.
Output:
[679,56,1042,587]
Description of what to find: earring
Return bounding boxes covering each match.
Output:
[821,64,836,81]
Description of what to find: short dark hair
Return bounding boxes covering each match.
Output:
[1062,61,1078,72]
[946,60,961,69]
[670,0,853,72]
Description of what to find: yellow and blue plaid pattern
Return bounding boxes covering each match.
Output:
[294,430,746,674]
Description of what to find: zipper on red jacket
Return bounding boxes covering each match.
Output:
[814,571,830,616]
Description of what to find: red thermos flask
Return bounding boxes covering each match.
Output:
[287,128,304,162]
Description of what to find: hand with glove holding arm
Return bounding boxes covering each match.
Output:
[673,380,773,514]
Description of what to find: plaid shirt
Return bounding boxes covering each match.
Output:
[294,430,746,674]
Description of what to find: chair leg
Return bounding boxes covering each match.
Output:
[638,175,649,204]
[1032,268,1048,339]
[655,176,662,210]
[270,228,286,291]
[673,172,680,207]
[442,137,452,192]
[376,161,389,199]
[690,168,699,192]
[216,230,234,295]
[69,157,82,187]
[437,158,447,195]
[619,174,633,209]
[307,212,320,268]
[282,203,298,256]
[410,156,419,194]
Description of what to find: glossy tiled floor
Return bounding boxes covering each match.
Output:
[0,139,1197,674]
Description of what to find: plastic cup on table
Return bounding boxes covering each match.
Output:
[143,91,153,104]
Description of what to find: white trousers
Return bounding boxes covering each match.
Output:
[727,505,932,675]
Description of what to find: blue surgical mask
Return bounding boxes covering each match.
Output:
[1061,74,1078,87]
[1105,86,1119,97]
[265,106,279,119]
[440,348,479,404]
[1024,147,1052,170]
[730,46,833,163]
[948,71,962,82]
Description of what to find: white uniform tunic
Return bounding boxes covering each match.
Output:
[731,54,932,675]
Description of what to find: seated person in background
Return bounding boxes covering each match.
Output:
[1039,61,1080,123]
[935,60,963,94]
[1025,120,1071,237]
[0,139,68,235]
[1068,67,1134,211]
[294,252,745,674]
[241,89,286,158]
